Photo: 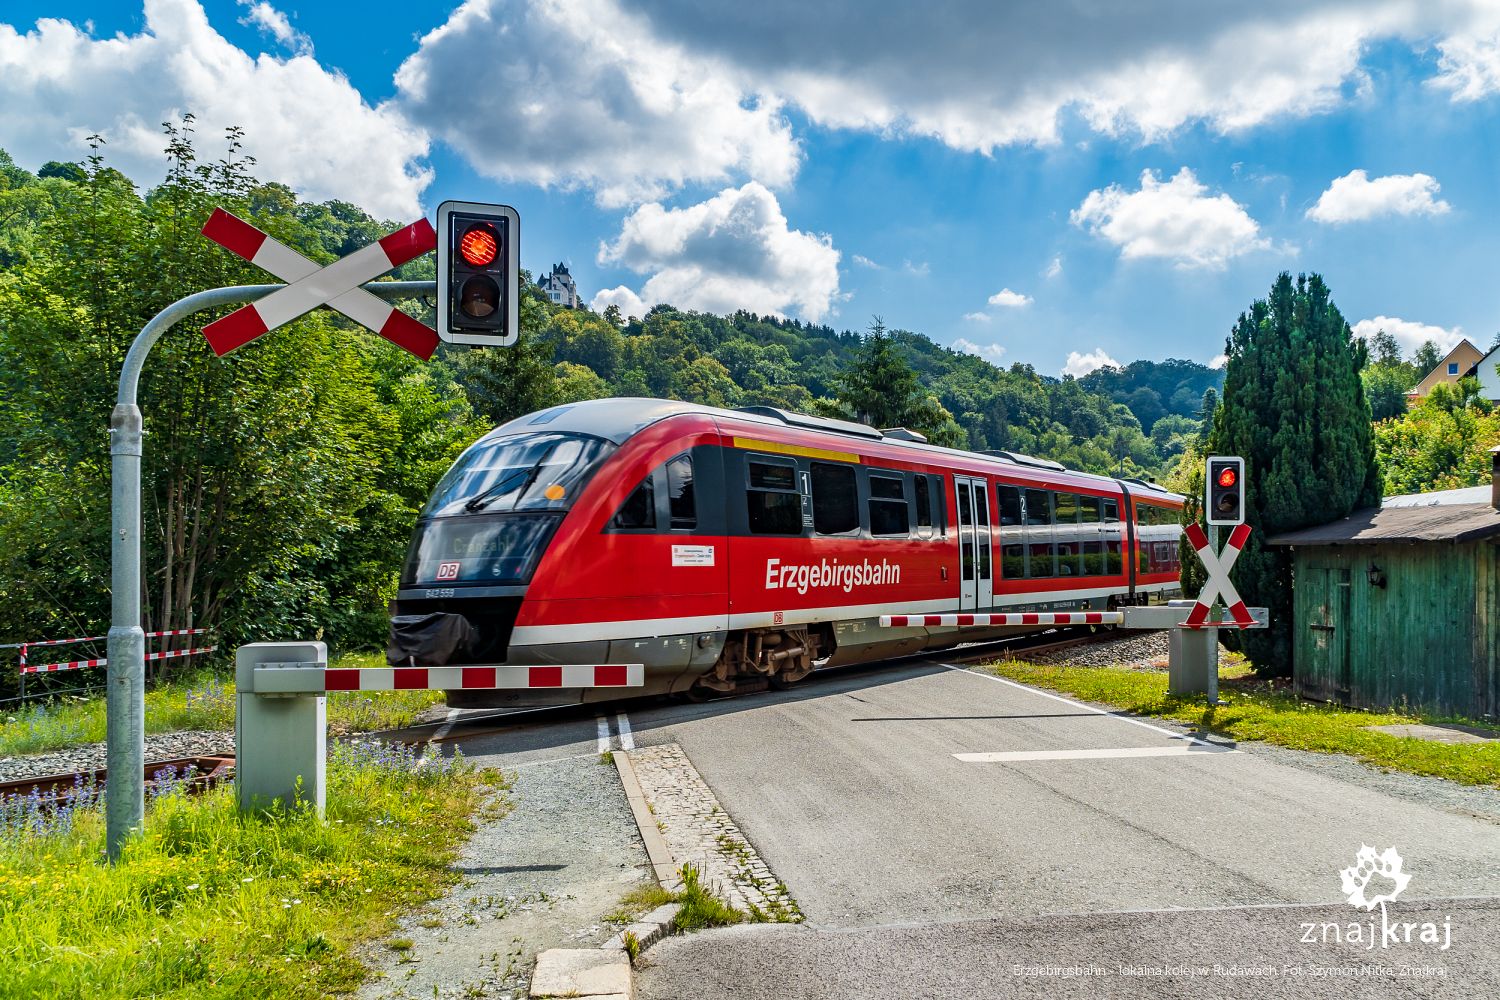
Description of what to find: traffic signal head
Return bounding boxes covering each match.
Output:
[436,201,519,347]
[1206,455,1245,526]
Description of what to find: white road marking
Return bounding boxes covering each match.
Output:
[955,745,1238,762]
[615,712,636,751]
[431,708,460,742]
[940,663,1224,750]
[596,715,611,753]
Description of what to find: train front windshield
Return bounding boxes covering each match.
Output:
[402,432,614,587]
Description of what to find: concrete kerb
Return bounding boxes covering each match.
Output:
[528,751,683,999]
[614,749,683,889]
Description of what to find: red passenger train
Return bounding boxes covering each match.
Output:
[387,398,1184,706]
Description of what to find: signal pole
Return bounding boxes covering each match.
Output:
[104,280,433,859]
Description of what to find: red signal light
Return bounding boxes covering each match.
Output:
[1217,467,1238,489]
[459,224,498,267]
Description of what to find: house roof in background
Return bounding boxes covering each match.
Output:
[1267,503,1500,546]
[1410,338,1483,397]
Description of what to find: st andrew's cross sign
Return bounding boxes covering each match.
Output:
[200,208,440,359]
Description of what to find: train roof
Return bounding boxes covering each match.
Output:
[487,397,1183,501]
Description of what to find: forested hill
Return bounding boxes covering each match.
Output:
[532,305,1218,481]
[0,134,1213,661]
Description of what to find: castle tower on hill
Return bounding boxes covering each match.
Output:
[539,262,579,309]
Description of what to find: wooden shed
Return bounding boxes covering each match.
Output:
[1268,453,1500,719]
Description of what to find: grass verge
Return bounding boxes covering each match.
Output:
[0,653,442,758]
[0,741,503,998]
[979,658,1500,788]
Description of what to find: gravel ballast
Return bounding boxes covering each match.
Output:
[1007,629,1170,669]
[0,730,234,784]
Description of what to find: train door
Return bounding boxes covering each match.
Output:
[954,476,993,610]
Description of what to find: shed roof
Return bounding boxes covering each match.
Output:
[1267,502,1500,546]
[1383,485,1492,507]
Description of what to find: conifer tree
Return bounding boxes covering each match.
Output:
[1203,273,1380,675]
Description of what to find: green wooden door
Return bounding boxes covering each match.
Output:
[1306,566,1352,705]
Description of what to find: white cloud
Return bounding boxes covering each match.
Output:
[1351,316,1465,357]
[852,254,883,269]
[595,182,840,322]
[1062,348,1120,377]
[590,285,648,320]
[0,0,429,218]
[619,1,1489,157]
[1044,255,1063,279]
[1430,13,1500,102]
[902,260,930,277]
[1306,169,1451,224]
[987,287,1032,308]
[393,0,798,208]
[1071,167,1270,269]
[953,338,1007,362]
[962,312,992,323]
[236,1,310,55]
[1208,353,1227,369]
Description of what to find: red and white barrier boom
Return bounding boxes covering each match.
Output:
[881,612,1122,628]
[235,642,644,815]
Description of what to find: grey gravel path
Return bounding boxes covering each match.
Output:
[356,747,651,1000]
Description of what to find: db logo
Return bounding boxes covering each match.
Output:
[436,561,461,581]
[772,611,784,625]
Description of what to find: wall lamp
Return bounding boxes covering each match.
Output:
[1366,563,1387,589]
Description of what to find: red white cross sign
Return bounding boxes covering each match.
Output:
[200,208,439,359]
[1181,521,1258,629]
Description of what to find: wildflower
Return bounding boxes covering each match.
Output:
[186,884,200,890]
[242,877,254,883]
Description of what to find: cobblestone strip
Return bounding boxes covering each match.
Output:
[625,743,802,922]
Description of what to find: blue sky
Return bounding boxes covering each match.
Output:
[5,1,1500,376]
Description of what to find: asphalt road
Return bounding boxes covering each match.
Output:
[445,661,1500,998]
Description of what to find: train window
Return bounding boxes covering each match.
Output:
[1082,540,1105,575]
[1080,495,1101,522]
[1106,540,1123,575]
[914,475,933,536]
[747,458,802,535]
[811,462,859,535]
[998,485,1022,526]
[613,476,656,530]
[750,461,795,491]
[667,454,695,530]
[1030,543,1056,578]
[869,474,910,536]
[1102,498,1120,523]
[1055,493,1080,523]
[1024,489,1052,525]
[977,535,991,580]
[973,483,989,527]
[1001,544,1024,579]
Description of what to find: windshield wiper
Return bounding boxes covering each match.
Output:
[463,447,555,512]
[463,467,532,512]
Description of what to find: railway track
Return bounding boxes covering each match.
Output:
[365,624,1150,747]
[0,625,1155,794]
